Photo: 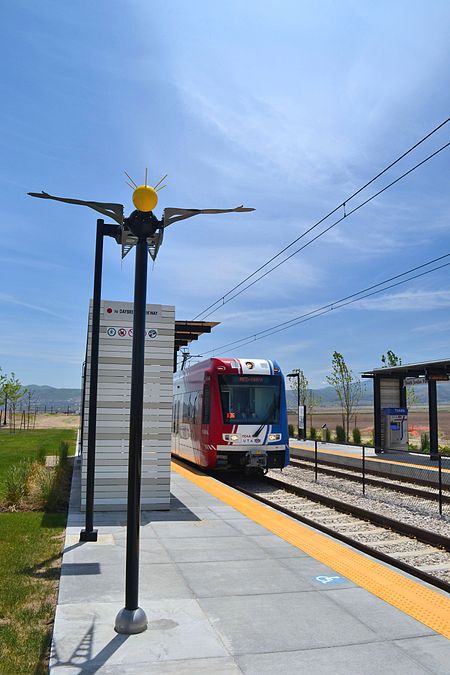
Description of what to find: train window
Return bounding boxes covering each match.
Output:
[202,384,210,424]
[219,374,281,425]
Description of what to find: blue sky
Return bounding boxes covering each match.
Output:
[1,0,449,388]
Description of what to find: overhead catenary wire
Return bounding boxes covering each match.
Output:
[196,251,450,356]
[193,118,450,321]
[201,141,450,316]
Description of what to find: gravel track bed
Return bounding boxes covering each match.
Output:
[237,478,450,584]
[268,465,450,537]
[291,458,450,496]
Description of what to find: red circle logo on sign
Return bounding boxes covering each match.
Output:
[107,307,113,314]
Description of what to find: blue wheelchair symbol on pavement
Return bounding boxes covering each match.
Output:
[314,575,347,585]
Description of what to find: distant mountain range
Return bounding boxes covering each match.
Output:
[24,385,82,413]
[285,381,450,408]
[22,380,450,413]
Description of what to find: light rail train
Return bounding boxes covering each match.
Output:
[172,357,289,471]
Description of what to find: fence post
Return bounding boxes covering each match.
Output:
[314,439,318,482]
[438,454,442,516]
[362,445,366,496]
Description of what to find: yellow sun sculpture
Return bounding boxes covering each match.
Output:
[125,169,167,213]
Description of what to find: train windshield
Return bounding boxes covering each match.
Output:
[218,374,281,425]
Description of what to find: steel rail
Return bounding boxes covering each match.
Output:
[256,474,450,551]
[290,450,446,489]
[289,457,450,503]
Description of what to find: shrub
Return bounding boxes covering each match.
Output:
[352,428,361,445]
[335,425,346,443]
[309,426,316,440]
[288,424,295,437]
[3,460,33,505]
[366,429,374,447]
[420,433,430,453]
[58,441,69,467]
[36,446,47,465]
[325,427,331,442]
[439,445,450,456]
[30,462,71,511]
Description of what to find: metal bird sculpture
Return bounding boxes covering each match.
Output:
[28,170,254,260]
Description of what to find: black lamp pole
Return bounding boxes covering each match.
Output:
[80,219,121,542]
[287,372,300,440]
[79,219,104,542]
[115,211,159,635]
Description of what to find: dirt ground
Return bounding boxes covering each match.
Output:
[288,406,450,445]
[0,413,80,431]
[3,408,449,444]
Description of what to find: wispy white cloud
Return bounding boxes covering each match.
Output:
[0,251,66,272]
[354,289,450,312]
[412,319,450,334]
[0,293,71,320]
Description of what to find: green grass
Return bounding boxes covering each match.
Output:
[0,512,66,674]
[0,429,76,500]
[0,429,76,673]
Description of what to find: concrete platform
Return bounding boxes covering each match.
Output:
[50,460,450,674]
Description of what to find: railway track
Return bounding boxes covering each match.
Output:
[289,456,450,504]
[290,449,446,489]
[226,473,450,593]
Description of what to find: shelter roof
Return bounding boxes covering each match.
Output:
[174,321,219,350]
[362,357,450,379]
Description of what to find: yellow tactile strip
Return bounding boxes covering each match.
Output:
[290,442,450,474]
[172,460,450,639]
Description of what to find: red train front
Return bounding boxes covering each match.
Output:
[172,357,289,471]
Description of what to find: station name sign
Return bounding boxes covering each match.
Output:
[404,375,449,386]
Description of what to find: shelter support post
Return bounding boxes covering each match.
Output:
[428,379,439,460]
[399,378,407,408]
[374,376,381,452]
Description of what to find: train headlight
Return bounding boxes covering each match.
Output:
[230,434,240,441]
[223,433,240,442]
[268,433,281,442]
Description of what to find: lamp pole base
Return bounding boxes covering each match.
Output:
[79,529,98,542]
[114,607,148,634]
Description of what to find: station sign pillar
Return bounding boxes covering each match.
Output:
[81,299,175,510]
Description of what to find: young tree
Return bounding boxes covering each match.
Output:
[326,351,362,441]
[5,373,26,433]
[288,369,322,430]
[0,368,7,425]
[306,389,322,429]
[381,350,401,367]
[381,350,417,408]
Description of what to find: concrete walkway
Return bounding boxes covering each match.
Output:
[50,461,450,674]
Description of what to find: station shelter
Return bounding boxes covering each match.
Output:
[362,358,450,460]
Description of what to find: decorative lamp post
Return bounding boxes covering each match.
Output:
[287,371,300,440]
[287,371,306,440]
[29,172,254,634]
